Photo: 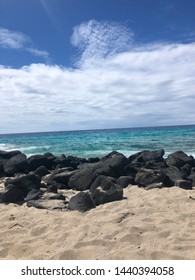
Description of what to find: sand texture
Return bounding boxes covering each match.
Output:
[0,185,195,260]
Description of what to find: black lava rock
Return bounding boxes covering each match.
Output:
[68,192,95,212]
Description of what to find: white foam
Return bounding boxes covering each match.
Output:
[0,143,16,151]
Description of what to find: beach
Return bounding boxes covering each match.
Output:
[0,184,195,260]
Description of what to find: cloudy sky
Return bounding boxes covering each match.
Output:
[0,0,195,133]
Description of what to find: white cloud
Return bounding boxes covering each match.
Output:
[71,20,134,67]
[0,28,29,49]
[0,28,49,60]
[0,20,195,133]
[26,48,49,60]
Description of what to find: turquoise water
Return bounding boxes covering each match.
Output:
[0,125,195,158]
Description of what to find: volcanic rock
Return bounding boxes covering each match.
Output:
[135,168,169,187]
[0,184,24,203]
[3,153,28,176]
[175,180,192,190]
[4,174,41,196]
[68,192,95,212]
[166,151,194,168]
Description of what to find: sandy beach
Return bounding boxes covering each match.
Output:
[0,184,195,260]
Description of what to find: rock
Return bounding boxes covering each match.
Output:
[0,162,5,177]
[52,157,72,169]
[90,175,116,194]
[68,192,95,212]
[145,182,164,190]
[47,184,58,193]
[90,174,123,205]
[102,152,129,178]
[181,164,192,179]
[42,193,65,200]
[0,150,21,159]
[25,189,42,201]
[188,167,195,186]
[88,157,100,163]
[54,182,69,190]
[135,168,169,187]
[163,166,182,186]
[144,160,167,170]
[3,153,28,176]
[27,199,67,210]
[175,180,192,190]
[129,149,165,163]
[68,167,97,191]
[90,182,123,206]
[127,150,167,171]
[94,162,117,178]
[124,165,137,176]
[48,170,77,185]
[116,176,135,188]
[0,184,24,203]
[4,174,41,196]
[34,166,50,178]
[27,154,54,171]
[66,155,88,169]
[166,151,194,168]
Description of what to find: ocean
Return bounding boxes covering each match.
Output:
[0,125,195,159]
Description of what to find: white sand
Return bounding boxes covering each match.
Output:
[0,185,195,260]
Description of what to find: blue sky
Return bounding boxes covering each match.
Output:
[0,0,195,133]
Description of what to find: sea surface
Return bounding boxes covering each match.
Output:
[0,125,195,159]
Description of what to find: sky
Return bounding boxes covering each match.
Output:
[0,0,195,133]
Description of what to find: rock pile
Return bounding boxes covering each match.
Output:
[0,149,194,211]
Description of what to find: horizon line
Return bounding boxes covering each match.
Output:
[0,123,195,136]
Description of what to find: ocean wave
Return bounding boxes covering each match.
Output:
[0,143,17,151]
